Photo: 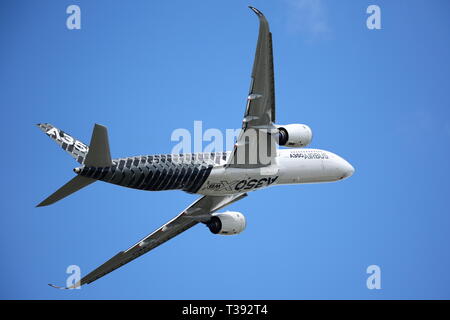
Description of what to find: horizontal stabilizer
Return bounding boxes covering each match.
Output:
[84,124,112,167]
[36,175,95,207]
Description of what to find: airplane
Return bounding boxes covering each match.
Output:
[37,6,354,289]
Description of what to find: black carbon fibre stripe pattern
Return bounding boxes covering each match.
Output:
[37,123,89,164]
[78,153,217,193]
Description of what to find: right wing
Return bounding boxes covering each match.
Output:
[49,193,247,289]
[227,7,278,169]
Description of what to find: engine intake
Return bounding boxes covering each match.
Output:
[276,124,313,148]
[206,211,246,235]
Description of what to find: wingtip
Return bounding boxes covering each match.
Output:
[48,283,80,290]
[48,283,68,290]
[248,6,264,17]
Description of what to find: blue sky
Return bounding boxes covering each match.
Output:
[1,0,450,299]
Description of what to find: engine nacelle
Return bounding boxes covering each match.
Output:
[276,124,313,148]
[206,211,246,235]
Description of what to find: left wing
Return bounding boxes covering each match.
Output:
[49,193,247,289]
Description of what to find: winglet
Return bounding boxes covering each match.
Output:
[248,6,264,17]
[48,283,68,290]
[48,283,79,290]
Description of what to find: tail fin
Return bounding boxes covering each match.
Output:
[37,123,112,167]
[36,123,113,206]
[37,123,89,164]
[36,176,95,207]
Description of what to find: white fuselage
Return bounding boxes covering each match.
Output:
[198,148,354,196]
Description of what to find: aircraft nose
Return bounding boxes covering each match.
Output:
[340,159,355,179]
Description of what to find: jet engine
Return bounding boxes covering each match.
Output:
[276,124,313,148]
[206,211,246,235]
